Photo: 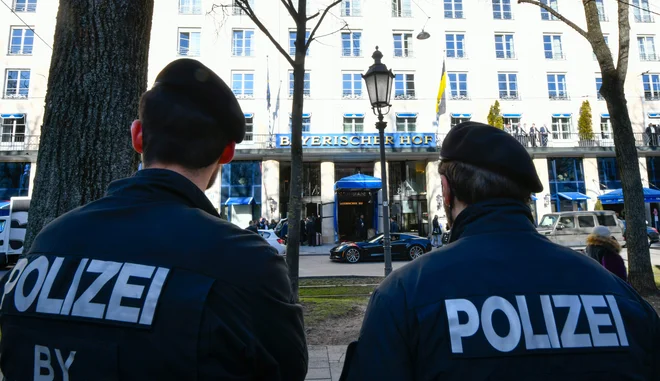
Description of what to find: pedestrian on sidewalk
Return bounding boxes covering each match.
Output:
[586,226,627,282]
[340,121,660,381]
[0,59,307,381]
[431,215,443,247]
[390,216,399,233]
[306,217,316,247]
[246,220,259,234]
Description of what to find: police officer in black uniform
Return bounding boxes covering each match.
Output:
[341,122,660,380]
[0,59,307,380]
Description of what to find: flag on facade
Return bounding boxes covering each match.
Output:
[436,59,447,115]
[266,56,271,110]
[273,80,281,120]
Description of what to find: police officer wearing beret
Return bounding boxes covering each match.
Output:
[341,122,660,380]
[0,59,308,380]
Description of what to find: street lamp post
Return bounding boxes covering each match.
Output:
[363,46,396,277]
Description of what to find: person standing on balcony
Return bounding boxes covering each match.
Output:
[529,123,538,147]
[539,124,549,147]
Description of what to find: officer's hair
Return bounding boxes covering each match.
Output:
[438,161,532,204]
[139,87,229,169]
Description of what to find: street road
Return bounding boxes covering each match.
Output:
[1,247,659,279]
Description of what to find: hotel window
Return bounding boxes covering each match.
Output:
[596,0,607,21]
[451,115,471,128]
[232,29,254,56]
[244,114,254,141]
[343,115,364,133]
[492,0,512,20]
[643,74,660,100]
[179,0,202,14]
[393,32,413,57]
[598,157,621,190]
[498,72,519,100]
[1,114,26,143]
[342,72,362,98]
[178,28,201,56]
[396,115,417,132]
[503,116,520,130]
[232,0,254,15]
[448,72,468,100]
[341,0,361,16]
[494,33,515,59]
[289,71,311,97]
[289,114,311,132]
[8,27,34,55]
[551,116,572,140]
[394,73,415,99]
[231,71,254,98]
[632,0,653,23]
[595,76,604,100]
[547,73,568,100]
[540,0,558,20]
[392,0,412,17]
[444,0,463,19]
[12,0,36,12]
[4,69,30,99]
[446,33,466,58]
[543,34,564,59]
[600,116,611,139]
[341,32,362,57]
[289,30,310,56]
[638,36,658,61]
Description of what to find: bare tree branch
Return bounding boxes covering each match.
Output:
[310,22,348,41]
[306,0,342,50]
[517,0,588,38]
[307,11,321,21]
[211,1,296,67]
[615,0,631,79]
[281,0,298,20]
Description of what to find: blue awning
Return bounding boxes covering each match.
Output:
[649,113,660,118]
[225,197,254,205]
[395,112,418,118]
[598,187,660,204]
[0,113,25,119]
[343,113,365,118]
[288,113,312,118]
[558,192,590,201]
[552,113,572,118]
[335,173,382,190]
[531,195,538,201]
[244,113,254,118]
[503,113,522,118]
[450,113,472,118]
[601,113,610,118]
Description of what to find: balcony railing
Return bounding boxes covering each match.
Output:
[549,93,570,100]
[634,14,654,23]
[8,48,33,55]
[289,90,311,98]
[450,94,470,100]
[179,4,202,14]
[393,49,413,58]
[444,11,464,19]
[500,94,520,101]
[342,93,363,99]
[545,52,566,60]
[644,94,660,101]
[496,51,516,59]
[232,47,254,57]
[394,93,416,100]
[493,12,513,20]
[0,135,39,151]
[448,51,467,59]
[392,9,412,17]
[342,48,362,57]
[640,53,660,61]
[178,48,201,57]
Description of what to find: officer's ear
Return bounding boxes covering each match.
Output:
[131,120,143,154]
[218,141,236,164]
[441,175,452,206]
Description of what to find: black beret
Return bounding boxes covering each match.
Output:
[153,58,245,144]
[440,121,543,193]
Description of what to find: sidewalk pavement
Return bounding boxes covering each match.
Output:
[305,345,347,381]
[300,244,336,256]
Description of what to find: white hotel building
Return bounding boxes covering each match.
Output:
[1,0,660,243]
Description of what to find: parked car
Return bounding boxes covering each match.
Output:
[258,229,286,255]
[330,233,432,263]
[618,220,660,247]
[537,211,624,248]
[274,218,288,238]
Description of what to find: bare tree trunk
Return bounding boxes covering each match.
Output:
[285,4,308,302]
[24,0,154,250]
[603,76,656,295]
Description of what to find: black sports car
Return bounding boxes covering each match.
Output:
[330,233,433,263]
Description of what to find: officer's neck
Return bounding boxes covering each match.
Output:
[143,162,216,192]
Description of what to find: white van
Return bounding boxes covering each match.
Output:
[0,197,30,268]
[537,210,624,248]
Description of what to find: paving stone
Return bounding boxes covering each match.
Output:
[308,358,331,368]
[305,367,331,379]
[330,363,345,381]
[327,345,347,362]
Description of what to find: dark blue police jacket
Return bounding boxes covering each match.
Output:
[341,199,660,380]
[0,169,308,381]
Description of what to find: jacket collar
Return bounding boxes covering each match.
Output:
[106,169,219,217]
[448,198,536,243]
